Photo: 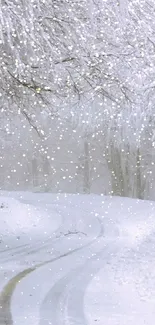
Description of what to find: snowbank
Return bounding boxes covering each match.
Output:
[85,236,155,325]
[1,192,155,240]
[0,196,61,250]
[84,197,155,325]
[1,192,155,244]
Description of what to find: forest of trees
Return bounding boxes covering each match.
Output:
[1,0,155,200]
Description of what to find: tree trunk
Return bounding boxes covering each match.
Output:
[42,156,51,191]
[83,140,90,194]
[32,157,38,187]
[136,148,143,199]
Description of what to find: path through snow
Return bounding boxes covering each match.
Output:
[0,192,155,325]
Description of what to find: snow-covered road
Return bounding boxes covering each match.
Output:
[0,193,155,325]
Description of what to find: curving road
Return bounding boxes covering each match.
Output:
[0,193,154,325]
[0,194,110,325]
[39,239,119,325]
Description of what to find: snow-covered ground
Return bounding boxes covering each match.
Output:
[0,192,155,325]
[85,235,155,325]
[0,196,61,245]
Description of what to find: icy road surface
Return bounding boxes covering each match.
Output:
[0,192,155,325]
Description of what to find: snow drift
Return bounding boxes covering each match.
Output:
[0,196,61,250]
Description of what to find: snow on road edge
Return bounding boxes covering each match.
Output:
[0,196,61,249]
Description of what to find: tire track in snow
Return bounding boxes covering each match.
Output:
[0,268,34,325]
[39,239,118,325]
[0,218,104,325]
[0,206,65,264]
[0,204,92,264]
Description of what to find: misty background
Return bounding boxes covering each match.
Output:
[0,0,155,200]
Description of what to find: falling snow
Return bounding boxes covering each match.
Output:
[0,1,155,325]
